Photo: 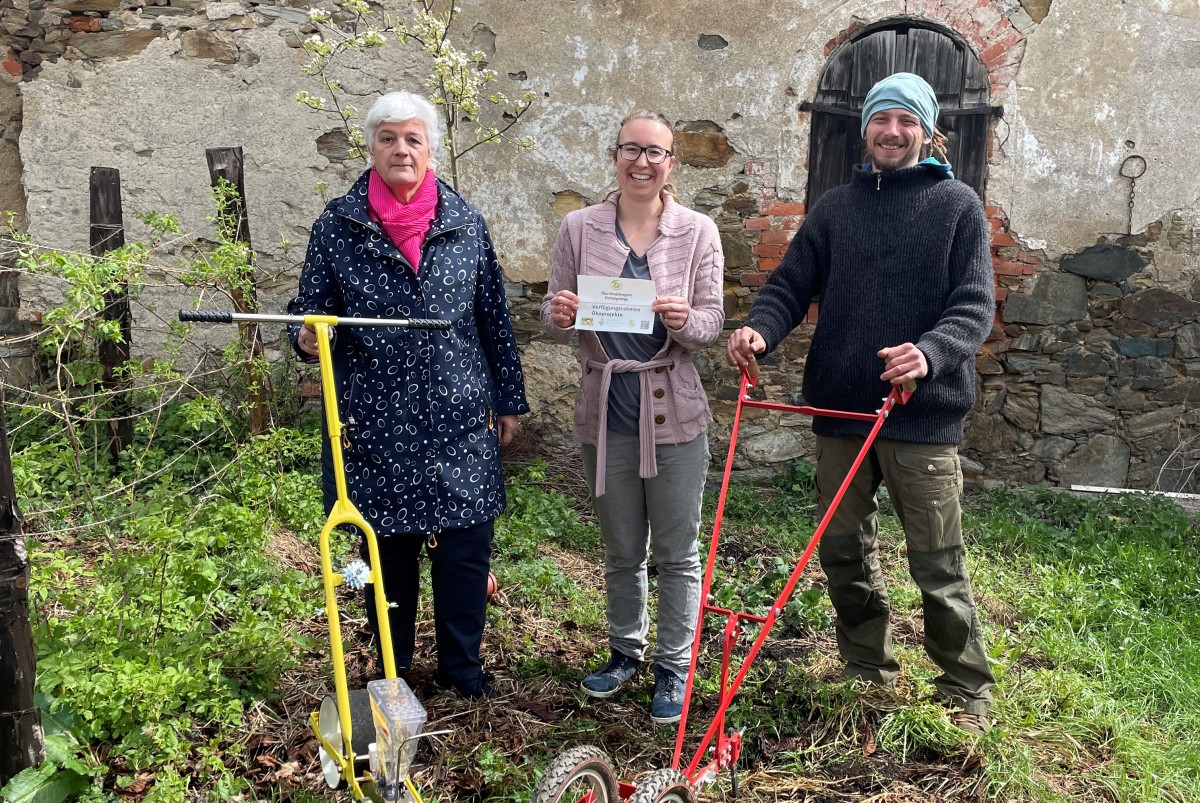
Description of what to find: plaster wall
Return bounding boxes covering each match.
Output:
[7,0,1200,489]
[992,0,1200,260]
[16,0,913,284]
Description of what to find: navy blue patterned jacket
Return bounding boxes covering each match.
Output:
[288,170,529,536]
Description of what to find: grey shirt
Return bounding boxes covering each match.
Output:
[597,221,668,435]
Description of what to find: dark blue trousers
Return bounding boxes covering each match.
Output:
[359,521,493,695]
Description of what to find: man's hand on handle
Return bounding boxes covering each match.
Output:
[727,326,766,368]
[878,342,928,386]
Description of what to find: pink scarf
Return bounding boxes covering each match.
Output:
[367,168,438,272]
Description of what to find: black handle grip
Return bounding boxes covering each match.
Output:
[179,310,233,323]
[405,319,452,330]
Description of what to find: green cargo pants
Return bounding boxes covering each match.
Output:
[814,435,994,715]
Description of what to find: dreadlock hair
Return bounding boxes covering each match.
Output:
[614,109,680,201]
[922,126,949,163]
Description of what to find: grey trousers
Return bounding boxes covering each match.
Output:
[582,432,708,680]
[814,435,995,715]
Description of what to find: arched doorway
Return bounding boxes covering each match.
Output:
[805,22,993,206]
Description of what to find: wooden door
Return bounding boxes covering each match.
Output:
[805,22,991,206]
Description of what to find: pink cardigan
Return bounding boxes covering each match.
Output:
[541,192,725,493]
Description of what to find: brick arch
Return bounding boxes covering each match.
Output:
[893,1,1028,97]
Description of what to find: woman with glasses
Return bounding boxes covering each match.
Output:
[541,109,725,724]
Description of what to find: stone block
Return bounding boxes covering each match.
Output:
[1006,352,1052,376]
[720,230,752,269]
[179,29,238,63]
[963,409,1022,455]
[1001,387,1039,431]
[1065,376,1107,397]
[206,2,244,20]
[1116,337,1172,359]
[71,28,160,59]
[1040,385,1116,435]
[1159,380,1200,404]
[1060,244,1146,282]
[1121,288,1200,328]
[674,120,734,168]
[315,127,353,163]
[1059,434,1130,489]
[56,0,120,11]
[1020,0,1051,23]
[977,354,1003,375]
[550,189,591,218]
[517,340,577,431]
[1174,323,1200,358]
[1125,406,1183,440]
[960,455,985,478]
[1033,435,1075,460]
[738,427,807,465]
[1062,348,1112,377]
[1127,356,1166,391]
[256,5,309,23]
[1002,271,1086,325]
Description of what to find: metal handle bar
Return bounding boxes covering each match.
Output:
[178,309,452,329]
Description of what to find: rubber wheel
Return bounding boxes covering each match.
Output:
[533,745,619,803]
[627,769,695,803]
[317,689,374,789]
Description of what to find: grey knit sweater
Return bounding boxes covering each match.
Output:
[746,163,994,444]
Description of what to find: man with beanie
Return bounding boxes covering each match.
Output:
[727,72,996,733]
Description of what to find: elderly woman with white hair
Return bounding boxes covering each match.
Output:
[288,90,528,699]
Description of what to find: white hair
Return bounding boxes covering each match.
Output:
[363,91,443,168]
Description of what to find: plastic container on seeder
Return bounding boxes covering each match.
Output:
[367,678,428,802]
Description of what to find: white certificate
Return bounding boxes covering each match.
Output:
[575,275,657,334]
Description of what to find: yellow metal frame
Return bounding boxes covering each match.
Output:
[307,315,419,801]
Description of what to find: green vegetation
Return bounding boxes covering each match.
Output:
[7,416,1199,802]
[2,225,1197,800]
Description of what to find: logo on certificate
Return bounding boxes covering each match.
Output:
[610,280,622,290]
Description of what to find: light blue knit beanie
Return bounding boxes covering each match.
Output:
[859,72,939,138]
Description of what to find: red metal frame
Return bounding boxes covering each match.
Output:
[668,366,915,790]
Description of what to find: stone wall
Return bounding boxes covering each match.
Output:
[4,0,1199,491]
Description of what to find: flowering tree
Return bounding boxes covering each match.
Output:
[298,0,536,190]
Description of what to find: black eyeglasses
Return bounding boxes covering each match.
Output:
[616,143,673,164]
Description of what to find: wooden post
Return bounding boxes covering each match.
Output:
[205,147,272,434]
[0,389,42,784]
[90,167,134,461]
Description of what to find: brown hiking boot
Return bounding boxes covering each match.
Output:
[950,709,991,735]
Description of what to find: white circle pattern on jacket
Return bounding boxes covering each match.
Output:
[288,173,528,536]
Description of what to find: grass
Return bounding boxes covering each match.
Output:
[964,487,1200,801]
[12,431,1200,802]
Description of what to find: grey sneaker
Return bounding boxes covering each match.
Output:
[581,651,640,698]
[650,664,686,724]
